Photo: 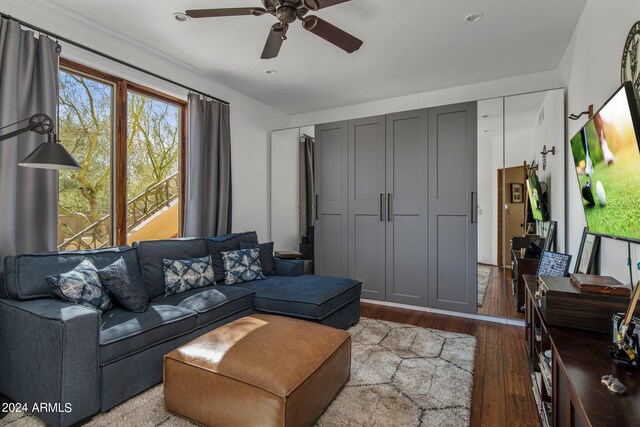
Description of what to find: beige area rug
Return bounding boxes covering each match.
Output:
[5,318,476,427]
[477,264,493,307]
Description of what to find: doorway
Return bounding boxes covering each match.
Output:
[497,165,527,267]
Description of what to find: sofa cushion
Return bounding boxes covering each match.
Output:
[3,246,140,300]
[238,275,361,320]
[222,248,265,285]
[206,232,258,282]
[47,259,113,312]
[163,255,215,296]
[97,257,149,312]
[239,241,275,275]
[151,286,255,327]
[99,304,197,364]
[136,238,209,299]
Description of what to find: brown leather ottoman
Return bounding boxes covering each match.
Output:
[163,314,351,427]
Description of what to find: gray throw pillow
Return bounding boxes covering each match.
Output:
[221,248,265,285]
[97,257,149,312]
[239,241,275,275]
[163,255,215,296]
[46,259,112,312]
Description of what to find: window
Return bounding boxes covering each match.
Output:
[57,60,186,251]
[126,91,181,243]
[58,70,115,250]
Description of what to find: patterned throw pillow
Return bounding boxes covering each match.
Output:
[46,259,112,312]
[221,248,265,285]
[97,257,149,313]
[239,241,275,275]
[163,255,215,296]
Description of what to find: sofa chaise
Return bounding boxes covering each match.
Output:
[0,231,361,427]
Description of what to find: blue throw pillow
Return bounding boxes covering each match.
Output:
[239,241,275,275]
[97,257,149,312]
[163,255,215,296]
[46,259,112,312]
[221,248,265,285]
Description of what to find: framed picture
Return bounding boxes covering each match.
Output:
[544,221,557,251]
[536,250,572,277]
[574,227,600,275]
[511,183,524,203]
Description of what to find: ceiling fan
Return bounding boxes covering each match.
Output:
[185,0,363,59]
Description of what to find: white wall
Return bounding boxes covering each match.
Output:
[477,133,503,265]
[558,0,640,283]
[505,129,533,167]
[477,97,503,266]
[269,126,314,251]
[531,90,566,252]
[291,71,563,127]
[270,128,301,251]
[1,1,292,241]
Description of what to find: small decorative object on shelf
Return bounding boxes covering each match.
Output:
[536,250,571,277]
[574,227,600,275]
[601,375,628,395]
[570,274,629,297]
[610,280,640,369]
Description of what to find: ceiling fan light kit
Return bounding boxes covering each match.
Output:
[184,0,362,59]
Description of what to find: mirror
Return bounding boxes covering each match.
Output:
[477,98,504,317]
[477,89,565,320]
[270,126,315,255]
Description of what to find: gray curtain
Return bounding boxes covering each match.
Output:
[183,94,232,237]
[0,18,60,269]
[298,135,315,237]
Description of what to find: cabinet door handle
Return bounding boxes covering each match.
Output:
[379,193,384,221]
[387,193,392,222]
[470,191,476,223]
[315,195,319,221]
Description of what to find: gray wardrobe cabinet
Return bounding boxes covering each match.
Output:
[315,102,476,312]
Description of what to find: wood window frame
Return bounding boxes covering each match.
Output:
[60,58,188,245]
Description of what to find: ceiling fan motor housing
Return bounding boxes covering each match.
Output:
[275,1,301,24]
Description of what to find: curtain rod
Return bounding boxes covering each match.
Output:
[0,12,230,105]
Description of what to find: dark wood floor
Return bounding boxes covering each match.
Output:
[478,266,525,321]
[0,303,540,427]
[362,302,540,427]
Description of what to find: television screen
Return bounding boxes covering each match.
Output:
[569,82,640,241]
[526,172,549,221]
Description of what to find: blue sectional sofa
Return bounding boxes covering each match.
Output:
[0,231,361,427]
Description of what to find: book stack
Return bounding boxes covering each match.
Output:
[569,274,630,297]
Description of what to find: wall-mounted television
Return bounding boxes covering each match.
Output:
[569,81,640,241]
[526,172,549,221]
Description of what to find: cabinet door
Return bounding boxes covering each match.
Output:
[385,110,429,306]
[314,121,349,277]
[428,102,478,313]
[348,116,386,300]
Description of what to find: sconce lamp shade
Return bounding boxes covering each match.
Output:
[18,139,81,170]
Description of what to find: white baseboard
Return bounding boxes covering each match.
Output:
[361,298,526,327]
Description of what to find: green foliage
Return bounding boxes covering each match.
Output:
[58,71,180,245]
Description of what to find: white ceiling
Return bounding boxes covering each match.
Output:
[33,0,586,114]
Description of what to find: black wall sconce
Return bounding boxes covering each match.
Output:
[540,145,555,171]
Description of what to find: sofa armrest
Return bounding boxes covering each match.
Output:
[0,298,100,427]
[273,258,305,277]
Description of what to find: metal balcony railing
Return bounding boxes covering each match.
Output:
[58,172,179,251]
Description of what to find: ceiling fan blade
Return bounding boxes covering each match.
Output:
[261,24,288,59]
[185,8,266,18]
[302,16,362,53]
[303,0,351,11]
